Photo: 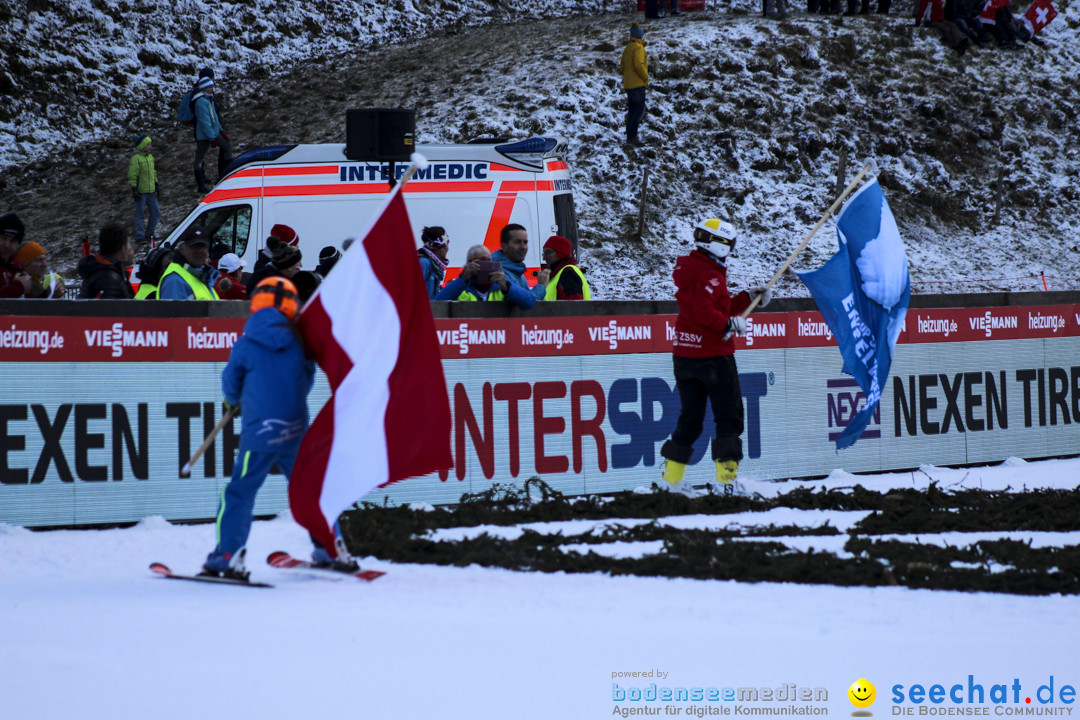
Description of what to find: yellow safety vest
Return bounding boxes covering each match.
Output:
[134,283,157,299]
[158,263,219,300]
[455,287,505,302]
[544,264,591,300]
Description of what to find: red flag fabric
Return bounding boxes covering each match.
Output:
[1023,0,1057,35]
[979,0,1010,24]
[289,185,452,556]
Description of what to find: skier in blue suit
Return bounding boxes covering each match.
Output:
[202,276,317,580]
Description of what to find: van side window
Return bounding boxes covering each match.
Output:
[553,194,579,247]
[183,205,253,258]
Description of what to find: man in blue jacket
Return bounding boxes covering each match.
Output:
[435,244,535,309]
[202,277,320,580]
[490,223,549,303]
[190,76,233,193]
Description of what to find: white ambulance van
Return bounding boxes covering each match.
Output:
[160,136,579,279]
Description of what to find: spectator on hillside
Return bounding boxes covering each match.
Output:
[191,75,233,193]
[916,0,972,54]
[214,253,248,300]
[845,0,889,15]
[0,213,31,298]
[541,236,591,301]
[14,241,65,298]
[435,244,534,309]
[128,134,159,244]
[417,226,450,299]
[316,245,342,278]
[245,235,302,293]
[491,223,548,305]
[980,0,1025,47]
[619,23,649,148]
[946,0,991,43]
[159,231,220,300]
[77,222,135,299]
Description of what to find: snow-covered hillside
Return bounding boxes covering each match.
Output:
[2,0,1078,299]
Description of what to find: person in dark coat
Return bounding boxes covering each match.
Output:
[77,222,135,299]
[0,213,31,298]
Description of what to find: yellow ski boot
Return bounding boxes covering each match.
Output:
[662,459,687,487]
[715,460,739,484]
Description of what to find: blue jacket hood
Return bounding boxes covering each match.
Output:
[243,307,299,351]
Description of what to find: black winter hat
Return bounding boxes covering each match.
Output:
[267,235,302,270]
[198,67,215,80]
[319,245,341,263]
[0,212,25,242]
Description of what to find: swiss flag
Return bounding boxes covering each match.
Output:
[1024,0,1057,35]
[289,182,452,557]
[979,0,1010,24]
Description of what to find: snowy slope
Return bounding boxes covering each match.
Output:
[3,457,1080,719]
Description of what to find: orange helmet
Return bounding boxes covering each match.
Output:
[250,276,300,320]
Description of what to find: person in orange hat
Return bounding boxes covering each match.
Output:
[202,276,328,581]
[541,235,591,300]
[14,241,65,298]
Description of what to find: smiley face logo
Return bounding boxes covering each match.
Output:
[848,679,876,709]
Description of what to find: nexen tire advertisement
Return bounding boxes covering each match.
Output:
[1,305,1078,527]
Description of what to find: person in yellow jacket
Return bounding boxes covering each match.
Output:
[128,134,159,243]
[619,23,649,147]
[158,232,220,300]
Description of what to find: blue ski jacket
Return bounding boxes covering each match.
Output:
[222,308,316,453]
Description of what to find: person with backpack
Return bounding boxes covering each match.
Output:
[188,75,233,193]
[133,243,175,299]
[127,134,159,243]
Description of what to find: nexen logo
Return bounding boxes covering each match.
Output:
[85,323,168,358]
[437,323,507,355]
[340,163,488,183]
[588,321,651,350]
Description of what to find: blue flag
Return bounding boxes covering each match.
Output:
[797,178,910,450]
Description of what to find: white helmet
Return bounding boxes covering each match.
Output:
[693,218,736,260]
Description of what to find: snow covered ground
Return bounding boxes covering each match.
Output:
[4,457,1079,720]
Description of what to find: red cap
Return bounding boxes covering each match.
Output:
[270,224,299,247]
[543,235,573,260]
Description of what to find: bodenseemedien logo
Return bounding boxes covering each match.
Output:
[849,679,877,716]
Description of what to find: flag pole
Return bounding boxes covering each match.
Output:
[723,159,876,339]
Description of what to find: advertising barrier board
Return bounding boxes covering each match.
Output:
[2,305,1078,526]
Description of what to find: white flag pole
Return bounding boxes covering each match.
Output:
[723,158,877,340]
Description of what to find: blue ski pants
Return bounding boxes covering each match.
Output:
[214,448,296,557]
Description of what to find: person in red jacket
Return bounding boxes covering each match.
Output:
[659,218,772,494]
[0,213,31,298]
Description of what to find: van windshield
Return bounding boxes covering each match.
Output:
[179,205,253,258]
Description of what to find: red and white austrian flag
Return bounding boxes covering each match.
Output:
[1024,0,1057,35]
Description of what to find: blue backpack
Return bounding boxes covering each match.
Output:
[176,90,195,125]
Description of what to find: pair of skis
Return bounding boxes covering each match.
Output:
[150,551,386,588]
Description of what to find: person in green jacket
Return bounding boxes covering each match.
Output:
[619,23,649,147]
[128,134,159,243]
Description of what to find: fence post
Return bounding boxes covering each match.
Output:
[636,166,650,238]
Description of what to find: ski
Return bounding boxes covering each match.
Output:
[266,551,386,582]
[149,562,274,588]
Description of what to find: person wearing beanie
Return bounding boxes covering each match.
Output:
[541,235,591,301]
[316,245,342,278]
[0,212,31,298]
[245,235,302,293]
[619,23,649,147]
[418,226,450,299]
[191,73,233,193]
[128,134,159,244]
[14,241,65,298]
[252,224,299,274]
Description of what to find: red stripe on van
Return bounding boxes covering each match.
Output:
[535,181,554,191]
[483,193,518,252]
[404,181,494,193]
[265,165,339,176]
[546,161,568,171]
[201,188,263,203]
[489,163,524,172]
[229,168,264,179]
[499,180,536,192]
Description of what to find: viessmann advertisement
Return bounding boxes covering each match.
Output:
[1,305,1078,526]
